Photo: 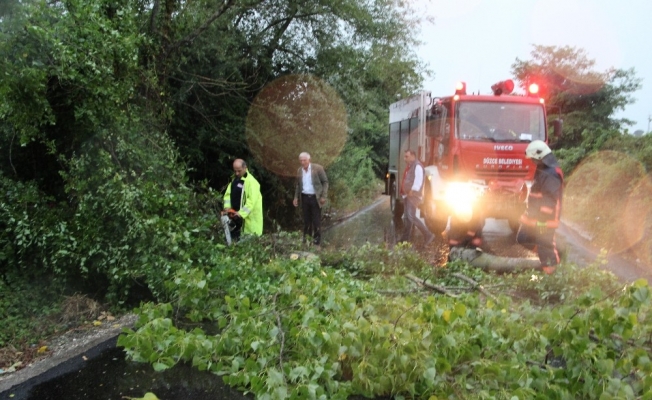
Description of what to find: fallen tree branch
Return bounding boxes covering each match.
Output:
[445,283,511,290]
[404,274,459,298]
[377,289,425,296]
[525,360,548,369]
[448,247,541,272]
[451,273,499,303]
[589,330,652,352]
[393,304,419,330]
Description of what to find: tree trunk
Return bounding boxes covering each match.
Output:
[448,247,541,273]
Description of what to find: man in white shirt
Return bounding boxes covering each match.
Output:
[293,152,329,248]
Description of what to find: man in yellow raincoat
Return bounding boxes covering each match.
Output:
[223,159,263,241]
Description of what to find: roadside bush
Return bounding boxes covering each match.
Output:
[0,171,64,275]
[557,133,652,267]
[0,272,66,347]
[554,146,587,177]
[1,126,226,304]
[601,132,652,173]
[564,150,649,255]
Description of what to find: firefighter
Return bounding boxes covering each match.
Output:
[223,159,263,241]
[517,140,563,274]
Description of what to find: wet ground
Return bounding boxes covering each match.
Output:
[322,196,396,248]
[322,196,450,265]
[2,195,650,399]
[323,196,652,284]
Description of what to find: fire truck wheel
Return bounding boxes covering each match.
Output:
[422,182,447,237]
[422,201,447,237]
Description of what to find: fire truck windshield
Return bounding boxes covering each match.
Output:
[456,101,545,143]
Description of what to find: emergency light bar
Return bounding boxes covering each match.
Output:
[455,81,467,95]
[491,79,514,96]
[528,83,540,95]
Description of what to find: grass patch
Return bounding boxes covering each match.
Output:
[563,150,652,264]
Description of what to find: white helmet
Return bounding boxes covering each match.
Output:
[525,140,551,160]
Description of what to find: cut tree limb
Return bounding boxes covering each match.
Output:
[404,274,459,298]
[448,247,541,272]
[451,273,499,303]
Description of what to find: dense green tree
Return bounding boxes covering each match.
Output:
[0,0,216,299]
[0,0,426,297]
[143,0,426,223]
[511,45,641,149]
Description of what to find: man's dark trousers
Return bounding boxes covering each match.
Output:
[301,193,322,245]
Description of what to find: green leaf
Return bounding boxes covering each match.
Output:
[152,362,169,372]
[422,367,437,381]
[266,368,284,387]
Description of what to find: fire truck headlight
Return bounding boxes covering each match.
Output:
[444,183,478,222]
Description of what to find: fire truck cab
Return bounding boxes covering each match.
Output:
[387,80,561,236]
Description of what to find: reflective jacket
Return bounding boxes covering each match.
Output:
[224,172,263,235]
[520,153,563,228]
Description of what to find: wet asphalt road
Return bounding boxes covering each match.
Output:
[323,195,652,284]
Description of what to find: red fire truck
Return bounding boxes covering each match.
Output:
[386,80,561,236]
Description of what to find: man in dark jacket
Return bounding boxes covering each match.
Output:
[293,152,329,248]
[517,140,564,274]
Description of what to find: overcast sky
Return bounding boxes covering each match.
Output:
[413,0,651,133]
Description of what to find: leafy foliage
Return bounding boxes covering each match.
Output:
[563,150,651,261]
[119,240,652,399]
[600,131,652,173]
[0,0,228,302]
[153,0,426,225]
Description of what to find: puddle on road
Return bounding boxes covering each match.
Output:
[7,345,388,400]
[8,346,251,400]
